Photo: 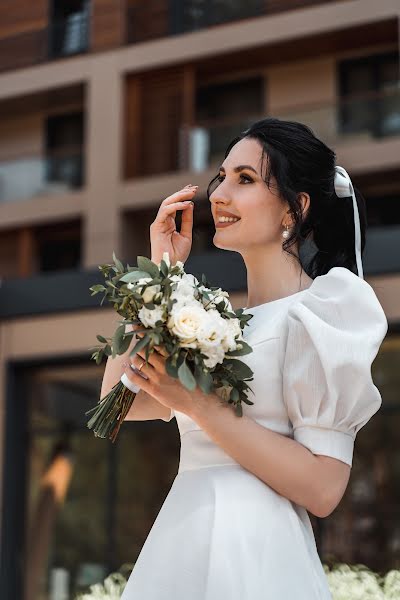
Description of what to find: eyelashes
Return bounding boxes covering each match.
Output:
[216,174,254,184]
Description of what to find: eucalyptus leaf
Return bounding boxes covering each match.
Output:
[96,334,108,343]
[223,358,254,379]
[119,270,153,284]
[178,360,197,391]
[112,251,124,273]
[119,334,133,355]
[235,403,243,417]
[129,335,149,357]
[225,340,253,356]
[166,357,179,378]
[195,366,213,394]
[112,324,126,357]
[230,387,240,402]
[90,284,106,294]
[137,256,159,279]
[160,259,169,278]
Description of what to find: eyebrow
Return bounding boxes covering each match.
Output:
[219,164,258,175]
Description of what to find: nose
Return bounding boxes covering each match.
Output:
[209,181,232,210]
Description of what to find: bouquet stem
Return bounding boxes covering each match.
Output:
[85,381,136,443]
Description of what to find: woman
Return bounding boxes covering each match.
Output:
[103,118,388,599]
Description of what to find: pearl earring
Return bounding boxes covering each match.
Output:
[282,224,290,239]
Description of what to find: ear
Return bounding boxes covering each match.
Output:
[297,192,311,221]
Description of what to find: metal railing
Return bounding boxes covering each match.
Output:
[126,0,344,44]
[0,150,84,204]
[180,86,400,172]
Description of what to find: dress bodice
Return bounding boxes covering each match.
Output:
[164,267,388,473]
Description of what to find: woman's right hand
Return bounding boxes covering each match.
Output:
[150,184,198,267]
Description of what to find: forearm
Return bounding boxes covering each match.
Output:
[187,394,326,517]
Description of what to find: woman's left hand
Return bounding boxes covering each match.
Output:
[122,339,207,417]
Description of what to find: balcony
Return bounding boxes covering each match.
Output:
[0,13,89,74]
[0,148,84,204]
[125,0,347,44]
[181,87,400,171]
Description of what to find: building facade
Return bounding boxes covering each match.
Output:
[0,1,399,598]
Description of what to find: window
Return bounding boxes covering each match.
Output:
[48,0,90,58]
[338,51,400,138]
[45,112,84,189]
[1,360,179,598]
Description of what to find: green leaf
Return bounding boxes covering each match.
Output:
[119,270,152,284]
[96,334,108,343]
[165,357,179,378]
[178,359,197,391]
[137,256,160,279]
[225,340,253,357]
[223,358,254,379]
[159,259,169,278]
[112,251,125,273]
[119,334,133,355]
[129,335,149,357]
[229,387,240,402]
[235,403,243,417]
[90,284,107,294]
[112,324,126,357]
[195,365,213,394]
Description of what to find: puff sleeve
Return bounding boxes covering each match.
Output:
[281,267,388,467]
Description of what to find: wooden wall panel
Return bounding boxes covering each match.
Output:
[125,0,169,44]
[0,0,47,39]
[125,66,185,178]
[91,0,125,51]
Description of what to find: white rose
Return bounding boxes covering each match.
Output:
[196,311,229,348]
[221,318,242,352]
[201,344,225,369]
[167,304,207,344]
[138,304,166,328]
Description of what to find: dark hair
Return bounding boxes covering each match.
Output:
[207,117,367,279]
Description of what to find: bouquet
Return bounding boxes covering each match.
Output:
[86,251,255,442]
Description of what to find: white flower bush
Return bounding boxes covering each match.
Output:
[76,563,400,599]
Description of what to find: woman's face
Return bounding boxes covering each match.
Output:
[209,137,289,253]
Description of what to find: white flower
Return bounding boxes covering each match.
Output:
[196,310,229,348]
[128,277,161,304]
[161,251,170,267]
[221,318,242,352]
[175,260,185,273]
[167,303,207,344]
[138,304,165,328]
[201,344,226,369]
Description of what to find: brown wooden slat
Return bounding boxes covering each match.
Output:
[0,0,47,38]
[91,0,126,50]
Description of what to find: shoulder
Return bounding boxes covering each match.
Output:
[278,267,388,365]
[287,266,388,337]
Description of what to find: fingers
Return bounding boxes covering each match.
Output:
[179,198,194,239]
[162,185,198,208]
[155,197,195,221]
[152,186,198,225]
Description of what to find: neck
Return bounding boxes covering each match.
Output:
[242,243,313,308]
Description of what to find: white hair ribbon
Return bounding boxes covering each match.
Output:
[334,165,364,279]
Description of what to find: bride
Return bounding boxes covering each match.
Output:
[101,117,388,599]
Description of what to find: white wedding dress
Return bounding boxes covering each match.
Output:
[120,266,388,599]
